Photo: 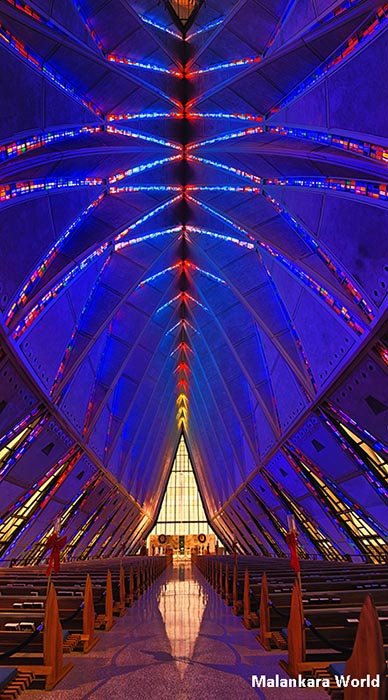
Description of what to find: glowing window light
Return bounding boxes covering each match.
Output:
[5,0,49,24]
[42,488,116,559]
[263,191,374,322]
[187,111,263,121]
[156,293,183,313]
[310,0,359,28]
[287,445,388,560]
[0,447,82,557]
[264,176,388,202]
[167,319,198,336]
[137,262,182,288]
[321,415,388,498]
[266,125,388,165]
[0,407,43,449]
[106,125,181,150]
[71,0,105,52]
[139,14,181,38]
[175,361,192,373]
[0,22,103,117]
[186,225,254,249]
[258,239,365,335]
[187,154,262,184]
[186,194,254,240]
[114,226,181,251]
[177,378,189,390]
[187,125,264,150]
[270,4,388,114]
[110,185,182,194]
[167,320,183,336]
[6,193,106,325]
[0,413,48,481]
[184,292,208,310]
[0,177,104,204]
[186,16,224,40]
[0,126,102,165]
[263,464,346,561]
[185,260,228,285]
[19,472,101,566]
[325,404,388,460]
[170,342,193,356]
[107,54,182,77]
[114,195,183,243]
[263,0,296,54]
[375,341,388,367]
[109,154,182,183]
[156,291,208,313]
[187,54,261,77]
[13,244,110,340]
[186,185,261,193]
[107,111,183,122]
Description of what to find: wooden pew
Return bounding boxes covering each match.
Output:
[232,560,242,615]
[257,572,271,651]
[0,583,73,691]
[224,564,230,606]
[336,596,386,700]
[253,575,388,652]
[113,563,126,617]
[243,568,259,630]
[80,574,99,653]
[278,579,388,692]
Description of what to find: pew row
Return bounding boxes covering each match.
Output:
[0,583,73,691]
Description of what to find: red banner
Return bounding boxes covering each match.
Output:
[286,530,300,574]
[45,532,66,577]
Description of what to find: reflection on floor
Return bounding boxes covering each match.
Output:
[21,561,326,700]
[158,562,207,676]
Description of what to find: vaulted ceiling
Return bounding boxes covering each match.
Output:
[0,0,388,563]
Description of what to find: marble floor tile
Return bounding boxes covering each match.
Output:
[20,561,326,700]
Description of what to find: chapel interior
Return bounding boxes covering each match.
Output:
[0,0,387,698]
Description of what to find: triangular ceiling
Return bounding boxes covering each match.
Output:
[0,0,388,562]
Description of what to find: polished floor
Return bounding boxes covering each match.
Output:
[22,561,326,699]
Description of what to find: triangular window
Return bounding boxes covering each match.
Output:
[150,434,212,536]
[164,0,203,33]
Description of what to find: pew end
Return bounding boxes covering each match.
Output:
[257,572,271,650]
[80,574,99,653]
[279,577,306,678]
[242,568,259,629]
[43,582,73,690]
[343,595,386,700]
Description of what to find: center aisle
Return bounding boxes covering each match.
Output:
[23,560,326,700]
